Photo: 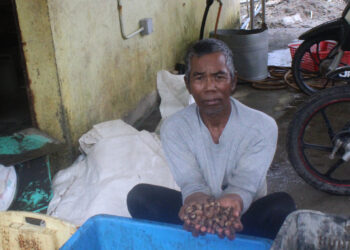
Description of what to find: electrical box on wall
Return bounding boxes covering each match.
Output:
[140,18,153,36]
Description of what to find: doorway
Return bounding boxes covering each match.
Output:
[0,0,32,136]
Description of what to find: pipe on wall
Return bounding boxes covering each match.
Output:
[117,0,144,39]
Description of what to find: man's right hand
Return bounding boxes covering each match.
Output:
[179,192,213,237]
[179,192,212,221]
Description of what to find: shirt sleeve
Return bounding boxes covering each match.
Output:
[222,121,278,214]
[160,119,211,202]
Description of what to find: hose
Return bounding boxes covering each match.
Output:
[212,1,223,38]
[240,66,300,91]
[284,69,300,90]
[239,66,341,92]
[199,0,214,40]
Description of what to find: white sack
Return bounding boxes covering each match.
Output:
[156,70,190,120]
[155,70,194,133]
[0,165,16,211]
[47,120,179,226]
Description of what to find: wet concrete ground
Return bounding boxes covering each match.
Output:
[234,84,350,217]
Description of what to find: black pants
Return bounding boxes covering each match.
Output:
[127,184,296,239]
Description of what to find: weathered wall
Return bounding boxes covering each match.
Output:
[14,0,73,168]
[14,0,70,145]
[15,0,240,168]
[47,0,239,144]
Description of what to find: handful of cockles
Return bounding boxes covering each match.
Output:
[181,198,243,240]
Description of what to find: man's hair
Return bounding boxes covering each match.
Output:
[184,38,235,80]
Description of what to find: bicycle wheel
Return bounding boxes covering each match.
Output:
[287,85,350,194]
[292,37,350,95]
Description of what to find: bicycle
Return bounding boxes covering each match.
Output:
[287,85,350,194]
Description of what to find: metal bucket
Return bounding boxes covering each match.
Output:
[210,27,269,81]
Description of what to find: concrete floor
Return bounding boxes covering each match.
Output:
[233,84,350,217]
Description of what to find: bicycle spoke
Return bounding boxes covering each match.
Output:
[309,48,320,67]
[331,79,336,87]
[302,143,333,152]
[320,109,335,139]
[326,44,339,60]
[324,158,345,178]
[316,42,321,62]
[309,55,319,67]
[321,79,331,89]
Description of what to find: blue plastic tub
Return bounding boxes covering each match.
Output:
[61,215,273,250]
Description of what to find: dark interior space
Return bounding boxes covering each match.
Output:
[0,0,31,136]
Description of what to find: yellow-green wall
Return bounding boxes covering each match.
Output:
[15,0,240,168]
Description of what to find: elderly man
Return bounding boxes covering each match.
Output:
[127,38,296,240]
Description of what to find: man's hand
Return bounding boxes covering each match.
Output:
[179,192,212,221]
[179,192,244,240]
[217,193,244,239]
[179,192,213,237]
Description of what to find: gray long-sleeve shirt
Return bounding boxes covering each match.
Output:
[160,97,278,214]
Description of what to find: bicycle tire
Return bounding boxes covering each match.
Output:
[287,85,350,194]
[292,36,350,95]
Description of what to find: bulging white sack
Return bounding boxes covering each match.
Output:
[47,120,179,226]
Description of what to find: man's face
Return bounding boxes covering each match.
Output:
[185,52,236,117]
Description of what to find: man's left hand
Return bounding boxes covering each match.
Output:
[217,193,244,238]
